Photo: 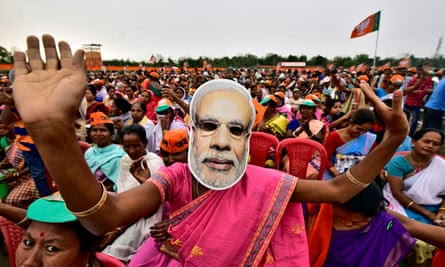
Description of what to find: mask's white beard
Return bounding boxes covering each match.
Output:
[189,137,248,190]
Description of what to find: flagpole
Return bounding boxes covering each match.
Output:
[373,11,381,68]
[373,29,379,68]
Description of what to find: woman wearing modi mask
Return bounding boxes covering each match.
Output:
[11,35,409,266]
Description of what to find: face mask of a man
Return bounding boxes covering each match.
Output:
[188,80,254,190]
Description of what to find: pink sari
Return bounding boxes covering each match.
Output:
[146,163,309,266]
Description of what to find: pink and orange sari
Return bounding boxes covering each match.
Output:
[143,163,309,266]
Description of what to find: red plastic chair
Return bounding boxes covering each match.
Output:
[275,138,327,180]
[79,141,91,154]
[44,141,91,193]
[0,216,24,267]
[432,249,445,267]
[249,132,279,167]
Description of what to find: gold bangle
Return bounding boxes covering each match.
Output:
[406,201,414,209]
[69,183,108,218]
[16,216,27,226]
[439,207,445,212]
[345,169,370,188]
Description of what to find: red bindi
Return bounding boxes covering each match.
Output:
[40,232,44,237]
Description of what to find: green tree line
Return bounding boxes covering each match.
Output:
[1,45,445,69]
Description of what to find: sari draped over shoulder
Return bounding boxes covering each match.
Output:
[403,156,445,205]
[333,132,376,174]
[85,144,126,186]
[384,156,445,222]
[102,153,164,263]
[307,204,415,267]
[149,163,309,266]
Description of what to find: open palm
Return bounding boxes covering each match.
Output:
[12,35,87,124]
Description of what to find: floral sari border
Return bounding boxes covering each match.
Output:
[149,171,173,202]
[169,190,213,226]
[241,174,298,266]
[383,232,416,267]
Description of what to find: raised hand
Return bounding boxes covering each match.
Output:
[12,34,87,124]
[359,81,408,139]
[129,159,151,184]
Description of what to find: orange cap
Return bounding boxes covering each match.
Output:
[304,94,320,102]
[89,112,113,126]
[390,74,405,84]
[357,75,369,82]
[408,67,417,73]
[160,129,189,153]
[274,91,285,99]
[149,72,160,80]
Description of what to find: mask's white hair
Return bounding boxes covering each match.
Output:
[189,79,256,132]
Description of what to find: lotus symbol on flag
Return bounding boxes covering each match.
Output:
[356,18,370,35]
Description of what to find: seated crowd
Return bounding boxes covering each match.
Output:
[0,35,444,266]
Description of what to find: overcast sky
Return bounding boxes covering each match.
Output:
[2,0,444,61]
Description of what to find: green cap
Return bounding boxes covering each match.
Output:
[156,98,174,113]
[301,99,316,107]
[155,105,171,113]
[27,193,77,224]
[260,97,271,105]
[260,95,277,106]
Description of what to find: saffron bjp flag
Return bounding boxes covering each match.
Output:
[350,11,381,39]
[398,57,411,69]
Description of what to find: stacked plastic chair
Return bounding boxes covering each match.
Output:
[249,132,279,167]
[0,216,24,267]
[275,138,327,180]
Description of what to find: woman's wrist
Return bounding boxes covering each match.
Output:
[426,211,437,221]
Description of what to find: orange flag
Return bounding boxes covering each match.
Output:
[356,63,368,73]
[348,65,356,73]
[350,11,381,39]
[398,58,411,69]
[378,62,391,71]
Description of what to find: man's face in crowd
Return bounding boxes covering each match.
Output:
[189,90,251,189]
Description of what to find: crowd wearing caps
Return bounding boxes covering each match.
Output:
[2,45,444,267]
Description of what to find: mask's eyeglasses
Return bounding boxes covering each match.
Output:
[197,119,246,138]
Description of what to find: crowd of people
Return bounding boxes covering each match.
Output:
[0,34,444,266]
